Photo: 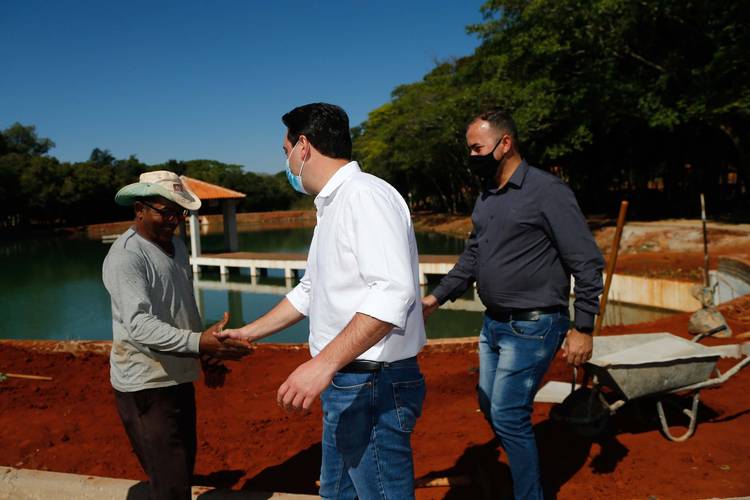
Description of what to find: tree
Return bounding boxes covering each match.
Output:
[353,0,750,216]
[88,148,115,166]
[1,123,55,156]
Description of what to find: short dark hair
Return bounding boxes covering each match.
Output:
[469,108,518,143]
[282,103,352,160]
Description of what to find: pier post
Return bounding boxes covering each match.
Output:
[189,210,202,274]
[222,200,239,252]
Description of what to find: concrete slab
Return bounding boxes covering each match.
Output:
[0,467,317,500]
[534,381,580,403]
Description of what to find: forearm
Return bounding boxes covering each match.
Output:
[431,241,478,304]
[129,313,201,354]
[242,297,305,341]
[314,313,394,373]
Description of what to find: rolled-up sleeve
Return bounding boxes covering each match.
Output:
[348,189,415,329]
[286,270,311,316]
[541,181,604,330]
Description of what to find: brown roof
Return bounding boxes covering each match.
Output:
[182,176,246,200]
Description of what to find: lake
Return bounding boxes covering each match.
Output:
[0,226,675,343]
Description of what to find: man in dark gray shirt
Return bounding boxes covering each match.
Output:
[422,109,604,500]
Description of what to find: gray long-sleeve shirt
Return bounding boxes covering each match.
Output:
[431,160,604,330]
[103,228,202,392]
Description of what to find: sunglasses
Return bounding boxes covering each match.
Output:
[141,201,189,220]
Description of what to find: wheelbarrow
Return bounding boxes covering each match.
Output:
[551,333,750,442]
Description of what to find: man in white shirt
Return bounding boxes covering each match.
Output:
[217,103,426,499]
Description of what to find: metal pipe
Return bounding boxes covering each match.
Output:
[669,355,750,393]
[700,193,709,288]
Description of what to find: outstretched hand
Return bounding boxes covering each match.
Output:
[214,324,253,343]
[199,312,253,360]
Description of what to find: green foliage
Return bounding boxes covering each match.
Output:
[89,148,115,166]
[1,123,55,156]
[354,0,750,216]
[0,132,298,228]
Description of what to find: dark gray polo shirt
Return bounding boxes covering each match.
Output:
[431,160,604,330]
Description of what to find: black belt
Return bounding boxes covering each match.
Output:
[339,356,415,373]
[485,305,566,323]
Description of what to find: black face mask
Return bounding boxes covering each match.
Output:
[468,137,505,185]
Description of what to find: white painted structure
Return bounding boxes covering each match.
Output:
[190,251,716,313]
[190,253,457,285]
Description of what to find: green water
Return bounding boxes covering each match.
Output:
[0,228,479,342]
[0,227,676,343]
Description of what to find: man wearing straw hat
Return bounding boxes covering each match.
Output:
[422,109,604,500]
[103,171,252,500]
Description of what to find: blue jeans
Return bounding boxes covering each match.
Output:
[478,311,569,500]
[319,357,426,500]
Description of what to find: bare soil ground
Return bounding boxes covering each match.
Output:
[1,296,749,499]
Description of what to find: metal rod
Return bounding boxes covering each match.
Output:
[4,373,53,381]
[700,193,710,288]
[657,392,700,442]
[594,200,629,336]
[669,355,750,393]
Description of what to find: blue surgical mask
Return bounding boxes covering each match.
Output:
[285,141,309,195]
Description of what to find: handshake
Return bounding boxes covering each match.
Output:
[197,312,255,388]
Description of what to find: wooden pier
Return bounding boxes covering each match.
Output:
[190,252,705,313]
[191,252,459,285]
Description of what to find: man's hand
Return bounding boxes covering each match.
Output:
[421,294,439,321]
[277,358,337,413]
[199,312,253,360]
[201,355,229,388]
[561,329,593,366]
[214,323,255,343]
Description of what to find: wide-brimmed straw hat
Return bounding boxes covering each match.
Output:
[115,171,201,211]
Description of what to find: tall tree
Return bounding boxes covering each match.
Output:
[1,123,55,156]
[353,0,750,216]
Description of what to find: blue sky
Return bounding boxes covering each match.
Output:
[1,1,483,174]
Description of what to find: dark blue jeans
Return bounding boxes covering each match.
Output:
[319,357,426,500]
[477,312,568,500]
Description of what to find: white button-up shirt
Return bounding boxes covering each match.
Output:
[286,161,426,362]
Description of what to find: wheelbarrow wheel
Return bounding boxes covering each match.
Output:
[656,392,700,442]
[550,387,610,438]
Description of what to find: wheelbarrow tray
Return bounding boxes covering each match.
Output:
[587,333,720,400]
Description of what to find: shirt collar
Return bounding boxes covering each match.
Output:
[315,161,360,202]
[488,159,529,194]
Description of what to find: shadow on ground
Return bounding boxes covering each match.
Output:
[240,442,321,494]
[419,394,721,499]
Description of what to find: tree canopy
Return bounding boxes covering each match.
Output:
[0,124,300,229]
[353,0,749,217]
